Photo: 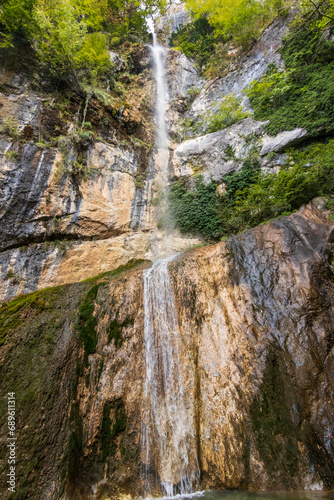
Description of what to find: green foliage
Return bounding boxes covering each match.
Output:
[4,270,21,283]
[4,150,19,160]
[206,94,250,133]
[1,0,164,91]
[233,139,334,228]
[0,116,19,139]
[246,14,334,135]
[169,176,224,240]
[170,140,334,240]
[33,1,112,90]
[223,155,261,198]
[185,0,285,50]
[169,15,217,68]
[0,0,37,47]
[77,284,99,364]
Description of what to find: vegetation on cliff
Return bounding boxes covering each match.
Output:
[0,259,148,498]
[168,138,334,240]
[168,3,334,241]
[170,0,289,76]
[246,12,334,135]
[0,0,163,91]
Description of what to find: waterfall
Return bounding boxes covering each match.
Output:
[142,257,199,497]
[148,18,173,259]
[141,23,199,497]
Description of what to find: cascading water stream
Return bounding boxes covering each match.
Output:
[141,23,199,498]
[142,257,199,497]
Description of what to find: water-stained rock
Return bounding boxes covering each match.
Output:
[1,205,334,498]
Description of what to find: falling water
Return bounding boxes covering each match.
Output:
[142,256,199,496]
[141,22,199,497]
[147,18,174,260]
[150,23,169,154]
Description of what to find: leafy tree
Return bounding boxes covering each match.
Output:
[33,0,112,90]
[0,0,37,47]
[185,0,284,48]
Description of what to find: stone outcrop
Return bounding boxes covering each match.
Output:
[1,204,334,499]
[0,40,204,300]
[155,2,190,43]
[171,117,267,181]
[166,12,302,184]
[260,127,309,156]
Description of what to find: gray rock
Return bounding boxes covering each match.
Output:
[155,2,190,43]
[167,51,204,102]
[190,15,291,118]
[260,128,309,155]
[109,51,126,71]
[172,117,267,182]
[312,196,328,210]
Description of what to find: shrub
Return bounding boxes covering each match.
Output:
[168,140,334,240]
[169,176,224,240]
[0,117,19,139]
[169,15,217,70]
[246,17,334,135]
[206,94,250,133]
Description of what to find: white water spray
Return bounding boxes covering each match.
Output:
[142,256,199,496]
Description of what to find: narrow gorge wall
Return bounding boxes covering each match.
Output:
[1,204,334,499]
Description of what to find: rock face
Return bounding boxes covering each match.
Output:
[155,2,190,43]
[259,127,309,156]
[0,39,204,301]
[1,205,334,499]
[190,15,290,118]
[166,11,309,184]
[171,118,267,181]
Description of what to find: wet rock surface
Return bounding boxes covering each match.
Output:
[1,205,334,498]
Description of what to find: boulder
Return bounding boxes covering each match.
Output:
[260,128,309,155]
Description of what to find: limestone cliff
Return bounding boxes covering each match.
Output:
[0,40,200,301]
[0,204,333,499]
[1,4,334,499]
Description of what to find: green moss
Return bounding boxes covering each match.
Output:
[250,347,300,484]
[0,286,64,345]
[101,399,126,460]
[77,284,99,365]
[64,402,83,484]
[0,258,149,499]
[107,317,134,348]
[0,280,88,499]
[83,258,149,283]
